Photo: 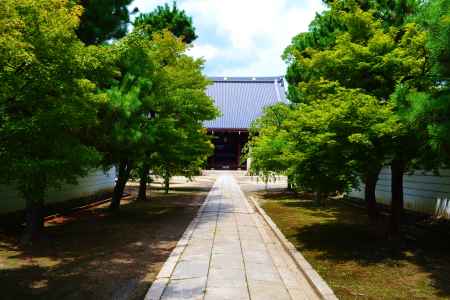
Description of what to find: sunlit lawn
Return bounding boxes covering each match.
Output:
[258,191,450,300]
[0,185,210,300]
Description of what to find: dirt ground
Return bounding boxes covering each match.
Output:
[0,175,215,300]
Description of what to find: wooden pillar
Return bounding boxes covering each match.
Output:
[236,132,241,170]
[209,130,215,169]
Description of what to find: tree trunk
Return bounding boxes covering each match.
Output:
[137,164,150,201]
[21,196,44,244]
[287,175,293,192]
[389,158,405,237]
[137,175,147,201]
[164,174,170,194]
[110,159,132,211]
[315,191,327,205]
[364,166,382,220]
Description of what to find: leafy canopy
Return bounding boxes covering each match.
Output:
[284,1,426,103]
[0,0,110,199]
[250,0,426,195]
[149,35,218,184]
[95,29,217,182]
[402,0,450,157]
[75,0,134,45]
[134,2,197,44]
[249,81,397,194]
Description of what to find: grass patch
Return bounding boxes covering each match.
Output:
[0,185,211,300]
[258,191,450,300]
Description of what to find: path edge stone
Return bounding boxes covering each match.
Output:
[248,195,338,300]
[143,188,211,300]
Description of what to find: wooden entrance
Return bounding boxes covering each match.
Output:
[207,130,249,170]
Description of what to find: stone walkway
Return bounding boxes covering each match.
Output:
[145,174,322,300]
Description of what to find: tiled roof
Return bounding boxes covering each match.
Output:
[204,76,287,129]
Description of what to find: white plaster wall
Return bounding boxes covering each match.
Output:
[349,168,450,215]
[0,168,115,214]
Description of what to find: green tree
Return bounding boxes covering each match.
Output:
[153,128,213,194]
[382,0,450,232]
[250,81,398,207]
[134,2,197,44]
[284,0,420,100]
[140,53,218,197]
[94,30,171,211]
[246,103,291,184]
[0,0,110,242]
[96,30,217,209]
[282,1,428,234]
[75,0,135,45]
[131,2,199,200]
[404,0,450,158]
[294,81,398,207]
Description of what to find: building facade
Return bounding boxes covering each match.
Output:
[204,77,287,170]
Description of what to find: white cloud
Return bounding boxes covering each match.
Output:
[187,44,220,61]
[130,0,326,76]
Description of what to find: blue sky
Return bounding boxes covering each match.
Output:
[129,0,326,76]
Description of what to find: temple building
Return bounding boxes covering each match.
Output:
[204,76,287,170]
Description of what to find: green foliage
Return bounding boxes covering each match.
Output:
[75,0,134,45]
[0,0,216,237]
[402,0,450,157]
[419,0,450,79]
[95,29,218,204]
[251,0,430,216]
[0,0,113,240]
[134,2,197,44]
[284,0,423,102]
[129,2,207,194]
[247,103,291,179]
[249,81,397,195]
[94,30,162,168]
[152,127,213,193]
[0,0,216,241]
[149,43,218,191]
[0,0,106,195]
[285,3,426,102]
[371,0,420,27]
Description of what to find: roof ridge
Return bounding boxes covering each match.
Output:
[208,76,284,83]
[204,76,287,129]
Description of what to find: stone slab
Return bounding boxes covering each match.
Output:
[145,174,333,300]
[247,280,292,300]
[161,277,207,300]
[204,287,250,300]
